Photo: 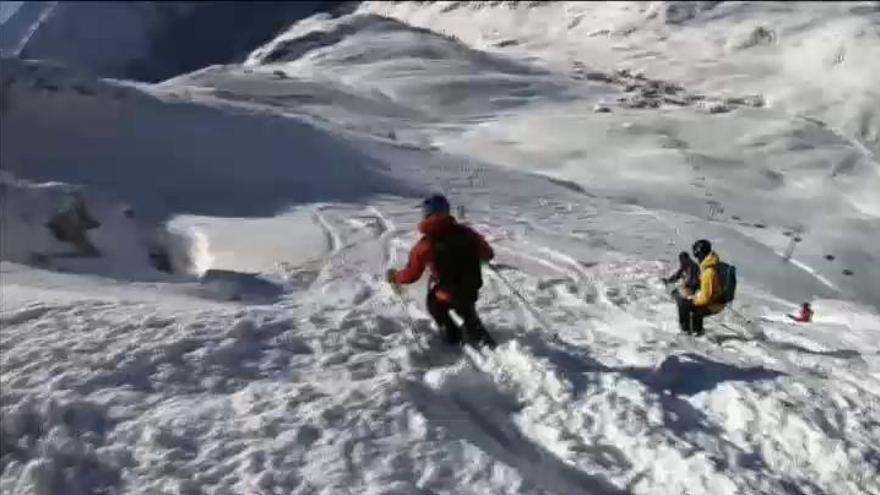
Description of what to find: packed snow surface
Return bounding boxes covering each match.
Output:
[2,2,880,494]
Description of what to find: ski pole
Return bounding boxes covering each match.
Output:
[389,282,424,351]
[488,264,559,341]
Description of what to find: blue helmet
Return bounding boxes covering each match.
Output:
[421,194,450,219]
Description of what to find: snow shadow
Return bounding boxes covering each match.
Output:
[519,336,773,437]
[619,353,786,397]
[713,334,864,361]
[1,59,422,223]
[405,377,627,495]
[521,332,785,400]
[517,336,805,484]
[194,269,284,304]
[517,333,605,398]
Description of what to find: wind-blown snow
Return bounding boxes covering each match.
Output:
[2,3,880,495]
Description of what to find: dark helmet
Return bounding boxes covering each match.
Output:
[678,251,691,261]
[692,239,712,260]
[421,194,450,219]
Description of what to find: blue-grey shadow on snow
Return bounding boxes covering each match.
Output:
[405,378,628,495]
[714,333,864,361]
[194,269,284,304]
[620,352,786,397]
[518,333,784,440]
[1,62,422,223]
[513,333,803,489]
[521,333,785,398]
[521,335,723,438]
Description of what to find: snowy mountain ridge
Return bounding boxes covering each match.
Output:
[361,1,880,158]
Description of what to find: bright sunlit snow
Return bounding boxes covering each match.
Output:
[1,2,879,495]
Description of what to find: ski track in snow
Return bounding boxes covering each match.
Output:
[3,198,880,495]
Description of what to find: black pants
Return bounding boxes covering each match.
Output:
[426,286,496,348]
[673,289,713,335]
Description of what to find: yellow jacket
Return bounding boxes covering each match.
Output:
[692,251,725,313]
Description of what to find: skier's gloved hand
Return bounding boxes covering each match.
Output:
[385,269,398,284]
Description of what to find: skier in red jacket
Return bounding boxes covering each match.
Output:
[787,302,814,323]
[387,195,497,348]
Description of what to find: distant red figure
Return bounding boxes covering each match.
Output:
[787,303,813,323]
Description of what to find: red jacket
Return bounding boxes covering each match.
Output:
[394,213,494,299]
[794,306,813,323]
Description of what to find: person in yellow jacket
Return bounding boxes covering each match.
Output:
[673,239,726,335]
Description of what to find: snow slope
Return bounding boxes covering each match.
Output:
[178,8,880,308]
[361,1,880,156]
[353,2,880,307]
[0,58,419,222]
[2,3,880,495]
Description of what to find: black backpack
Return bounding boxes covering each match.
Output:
[429,225,483,301]
[716,261,737,304]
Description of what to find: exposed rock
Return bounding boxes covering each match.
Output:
[730,25,776,50]
[46,193,102,257]
[584,71,613,83]
[742,94,765,107]
[701,100,731,114]
[621,96,660,109]
[662,96,689,106]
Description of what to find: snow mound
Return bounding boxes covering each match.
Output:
[248,13,540,75]
[0,391,125,495]
[166,209,329,277]
[197,270,284,304]
[0,58,419,222]
[243,13,572,118]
